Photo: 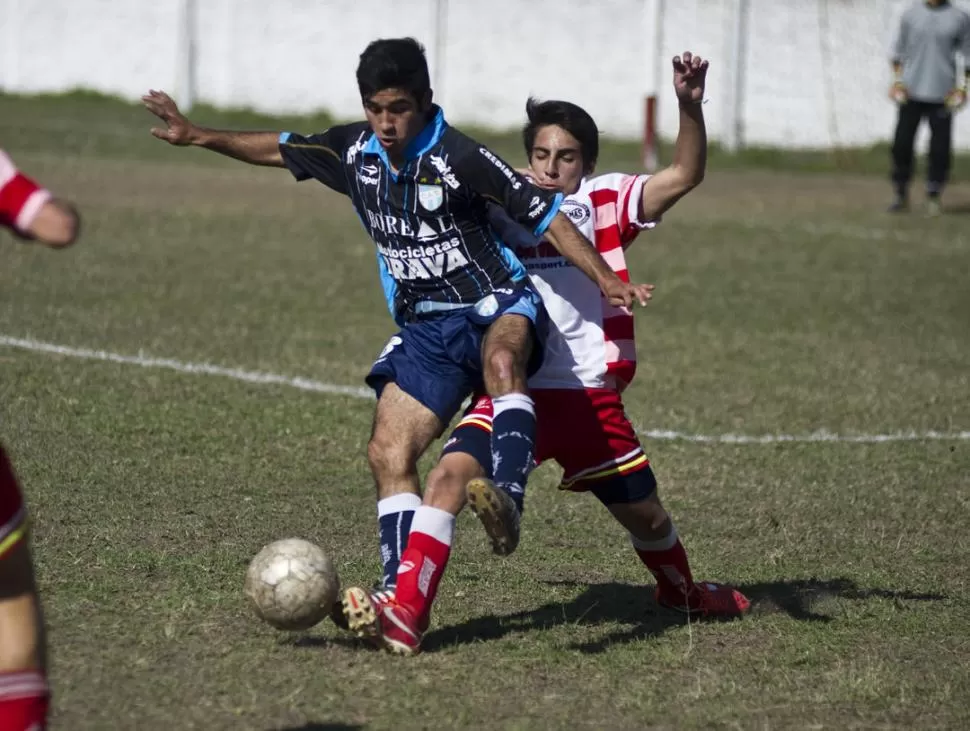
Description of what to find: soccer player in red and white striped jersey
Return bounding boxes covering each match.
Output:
[0,149,79,729]
[342,52,750,656]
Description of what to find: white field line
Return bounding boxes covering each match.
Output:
[2,334,967,444]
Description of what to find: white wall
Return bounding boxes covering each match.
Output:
[2,0,969,150]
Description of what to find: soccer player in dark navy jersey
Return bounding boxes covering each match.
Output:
[143,38,652,583]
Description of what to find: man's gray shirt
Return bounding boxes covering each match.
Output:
[891,1,970,102]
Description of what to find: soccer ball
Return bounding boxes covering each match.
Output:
[244,538,340,631]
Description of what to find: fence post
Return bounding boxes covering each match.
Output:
[432,0,448,108]
[175,0,197,111]
[642,0,665,171]
[723,0,748,153]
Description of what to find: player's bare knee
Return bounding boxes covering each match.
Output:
[641,495,669,531]
[624,501,671,542]
[484,347,524,395]
[367,433,413,482]
[424,463,467,514]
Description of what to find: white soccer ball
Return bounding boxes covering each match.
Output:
[244,538,340,631]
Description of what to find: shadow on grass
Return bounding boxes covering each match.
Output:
[285,634,365,651]
[423,577,945,654]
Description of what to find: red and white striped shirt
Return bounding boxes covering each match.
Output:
[515,173,655,391]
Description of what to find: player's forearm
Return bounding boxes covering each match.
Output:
[191,129,284,167]
[639,101,706,221]
[891,60,903,79]
[668,101,707,188]
[544,212,621,290]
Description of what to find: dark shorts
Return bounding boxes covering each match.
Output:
[0,443,28,559]
[440,388,658,505]
[366,287,548,423]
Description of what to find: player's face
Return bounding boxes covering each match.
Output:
[528,125,589,196]
[363,89,430,162]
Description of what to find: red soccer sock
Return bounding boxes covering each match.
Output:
[632,526,696,603]
[0,670,49,731]
[394,506,455,630]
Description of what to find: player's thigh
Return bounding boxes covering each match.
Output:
[367,323,474,432]
[481,314,533,392]
[0,539,44,672]
[369,381,445,469]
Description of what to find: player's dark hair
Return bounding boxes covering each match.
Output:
[356,38,431,102]
[523,97,599,169]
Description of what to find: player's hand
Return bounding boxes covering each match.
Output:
[142,89,199,145]
[602,279,655,308]
[945,88,967,111]
[889,81,908,105]
[672,52,709,105]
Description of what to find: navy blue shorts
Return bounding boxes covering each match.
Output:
[366,287,548,424]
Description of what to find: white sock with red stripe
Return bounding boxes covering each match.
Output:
[0,669,49,731]
[394,506,455,630]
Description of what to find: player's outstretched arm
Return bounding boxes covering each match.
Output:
[24,199,79,248]
[142,90,284,167]
[544,212,653,308]
[0,150,80,247]
[640,52,709,222]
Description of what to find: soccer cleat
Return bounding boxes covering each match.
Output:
[466,478,521,556]
[656,581,751,619]
[375,601,423,656]
[340,587,423,656]
[329,598,350,631]
[886,197,908,213]
[340,586,396,645]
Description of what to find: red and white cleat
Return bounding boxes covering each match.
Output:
[341,586,423,656]
[657,581,751,619]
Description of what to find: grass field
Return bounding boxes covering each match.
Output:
[1,93,969,730]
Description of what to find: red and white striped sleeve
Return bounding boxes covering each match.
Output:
[0,149,52,234]
[613,173,658,245]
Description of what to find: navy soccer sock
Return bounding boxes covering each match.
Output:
[376,493,421,590]
[490,392,536,513]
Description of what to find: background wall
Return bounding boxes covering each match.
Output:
[2,0,968,150]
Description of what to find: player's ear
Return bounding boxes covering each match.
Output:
[420,88,433,113]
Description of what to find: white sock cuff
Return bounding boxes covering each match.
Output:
[630,524,678,552]
[377,492,422,517]
[492,392,535,418]
[0,669,48,700]
[410,506,456,546]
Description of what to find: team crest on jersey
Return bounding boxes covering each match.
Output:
[418,183,444,211]
[473,294,499,317]
[560,200,591,226]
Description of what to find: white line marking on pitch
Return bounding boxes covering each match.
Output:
[2,335,967,444]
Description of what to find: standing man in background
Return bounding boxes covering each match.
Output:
[888,0,970,215]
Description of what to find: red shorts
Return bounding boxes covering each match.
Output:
[0,445,28,559]
[448,388,651,492]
